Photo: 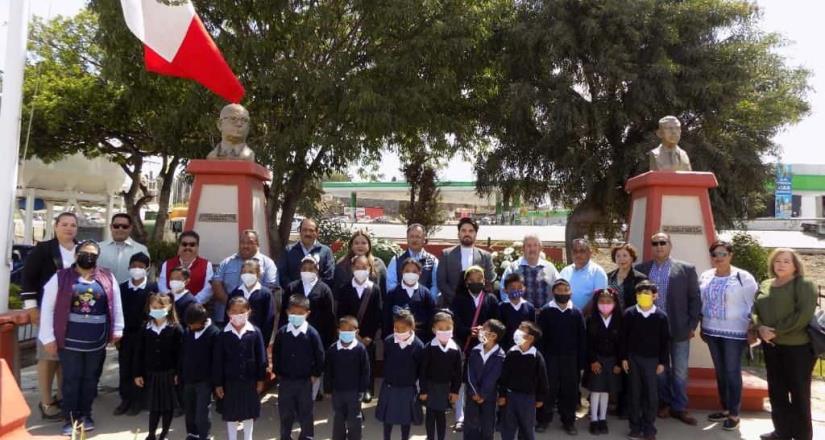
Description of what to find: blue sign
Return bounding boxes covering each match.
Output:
[775,164,792,219]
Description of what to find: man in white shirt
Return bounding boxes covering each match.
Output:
[97,213,150,283]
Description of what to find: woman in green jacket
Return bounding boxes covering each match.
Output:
[752,248,817,440]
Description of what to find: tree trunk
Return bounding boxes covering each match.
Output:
[120,155,150,243]
[149,155,181,243]
[267,170,308,259]
[564,198,602,264]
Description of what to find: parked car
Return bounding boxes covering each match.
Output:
[10,244,35,286]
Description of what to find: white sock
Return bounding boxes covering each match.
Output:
[227,422,238,440]
[590,393,602,422]
[598,392,609,420]
[243,419,254,440]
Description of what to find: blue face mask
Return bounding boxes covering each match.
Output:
[339,330,357,344]
[508,289,524,299]
[288,314,306,328]
[149,308,167,320]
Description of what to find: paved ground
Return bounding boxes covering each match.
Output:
[20,348,825,439]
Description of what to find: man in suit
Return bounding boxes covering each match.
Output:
[635,231,701,426]
[436,217,495,308]
[277,218,335,287]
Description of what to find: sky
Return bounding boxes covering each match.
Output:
[1,0,823,182]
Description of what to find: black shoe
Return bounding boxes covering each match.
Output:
[707,411,728,422]
[535,422,548,433]
[599,420,608,434]
[722,418,740,431]
[362,391,372,403]
[173,407,184,418]
[113,401,130,416]
[589,422,599,435]
[564,424,578,435]
[127,402,143,416]
[759,432,788,440]
[627,431,644,440]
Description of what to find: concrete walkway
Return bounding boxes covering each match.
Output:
[21,348,824,439]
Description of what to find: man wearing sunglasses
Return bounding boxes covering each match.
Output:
[98,213,150,283]
[635,232,701,426]
[158,231,214,305]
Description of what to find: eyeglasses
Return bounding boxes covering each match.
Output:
[711,251,730,258]
[111,224,131,230]
[651,241,669,247]
[221,116,249,124]
[180,241,198,248]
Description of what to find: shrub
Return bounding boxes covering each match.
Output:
[146,240,179,272]
[730,232,770,282]
[8,283,22,310]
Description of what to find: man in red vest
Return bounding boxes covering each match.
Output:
[158,231,214,305]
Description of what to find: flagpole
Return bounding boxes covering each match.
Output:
[0,0,31,313]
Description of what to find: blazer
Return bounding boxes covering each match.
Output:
[606,268,649,308]
[436,245,496,307]
[635,259,701,342]
[20,238,76,307]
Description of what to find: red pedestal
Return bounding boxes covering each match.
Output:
[185,160,272,263]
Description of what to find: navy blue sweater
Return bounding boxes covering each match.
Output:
[335,284,382,341]
[383,285,436,341]
[621,307,670,365]
[273,324,325,380]
[499,347,549,402]
[119,281,157,333]
[536,304,587,370]
[173,293,197,325]
[280,280,337,348]
[212,325,267,385]
[450,291,501,350]
[497,300,536,349]
[323,341,370,394]
[419,341,463,394]
[465,344,505,402]
[181,323,220,384]
[227,286,275,346]
[381,334,424,387]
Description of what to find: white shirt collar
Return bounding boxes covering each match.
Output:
[517,256,546,268]
[601,315,612,328]
[224,321,256,338]
[509,345,537,356]
[402,283,419,298]
[430,337,459,353]
[194,319,212,339]
[147,319,169,334]
[288,320,309,337]
[300,241,318,255]
[548,300,573,312]
[508,298,525,311]
[128,278,148,290]
[474,343,501,364]
[352,278,374,298]
[635,304,657,318]
[336,340,358,350]
[240,282,261,299]
[173,290,190,302]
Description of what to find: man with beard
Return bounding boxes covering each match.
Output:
[436,217,496,308]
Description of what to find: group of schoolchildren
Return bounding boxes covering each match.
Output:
[117,248,670,440]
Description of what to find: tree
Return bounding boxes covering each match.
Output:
[400,146,446,234]
[475,0,810,259]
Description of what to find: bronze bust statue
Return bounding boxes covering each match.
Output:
[649,115,692,171]
[207,103,255,161]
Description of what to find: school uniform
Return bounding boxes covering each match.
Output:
[336,279,382,395]
[383,283,436,341]
[464,343,505,440]
[133,321,184,412]
[498,346,549,440]
[118,279,156,409]
[273,321,325,440]
[171,290,197,325]
[585,312,622,394]
[622,305,670,438]
[324,340,370,440]
[497,298,535,349]
[280,278,337,348]
[212,321,267,422]
[227,282,275,346]
[181,319,220,440]
[375,333,425,426]
[420,338,463,410]
[451,290,501,351]
[536,300,586,428]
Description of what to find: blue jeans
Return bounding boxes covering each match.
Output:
[704,335,746,416]
[58,348,106,421]
[657,339,689,412]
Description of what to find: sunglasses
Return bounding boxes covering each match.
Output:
[180,241,198,248]
[111,224,131,230]
[651,241,669,247]
[711,251,730,258]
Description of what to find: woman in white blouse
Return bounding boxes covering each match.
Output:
[698,240,758,431]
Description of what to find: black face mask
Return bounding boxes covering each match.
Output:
[467,283,484,295]
[554,294,571,305]
[76,252,98,269]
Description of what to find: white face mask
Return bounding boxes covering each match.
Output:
[240,273,258,287]
[402,272,419,286]
[513,329,526,347]
[169,280,186,293]
[230,312,248,327]
[353,269,370,284]
[300,271,317,284]
[129,268,146,280]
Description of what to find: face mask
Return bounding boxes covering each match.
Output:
[240,273,258,287]
[636,293,654,310]
[393,330,412,343]
[300,271,317,284]
[513,329,526,346]
[435,330,453,344]
[76,253,98,269]
[508,289,524,299]
[402,272,419,285]
[467,282,484,295]
[230,312,248,327]
[129,268,147,280]
[169,280,186,293]
[554,294,571,305]
[149,308,167,320]
[478,331,488,345]
[339,330,356,344]
[598,303,615,316]
[288,314,306,328]
[353,270,370,284]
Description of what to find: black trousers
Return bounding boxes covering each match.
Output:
[463,398,497,440]
[118,330,142,405]
[539,354,578,427]
[764,343,816,440]
[332,391,362,440]
[279,378,314,440]
[183,381,212,440]
[628,355,658,437]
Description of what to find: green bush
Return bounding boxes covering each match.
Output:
[146,240,179,272]
[317,218,355,251]
[8,283,22,310]
[730,232,770,282]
